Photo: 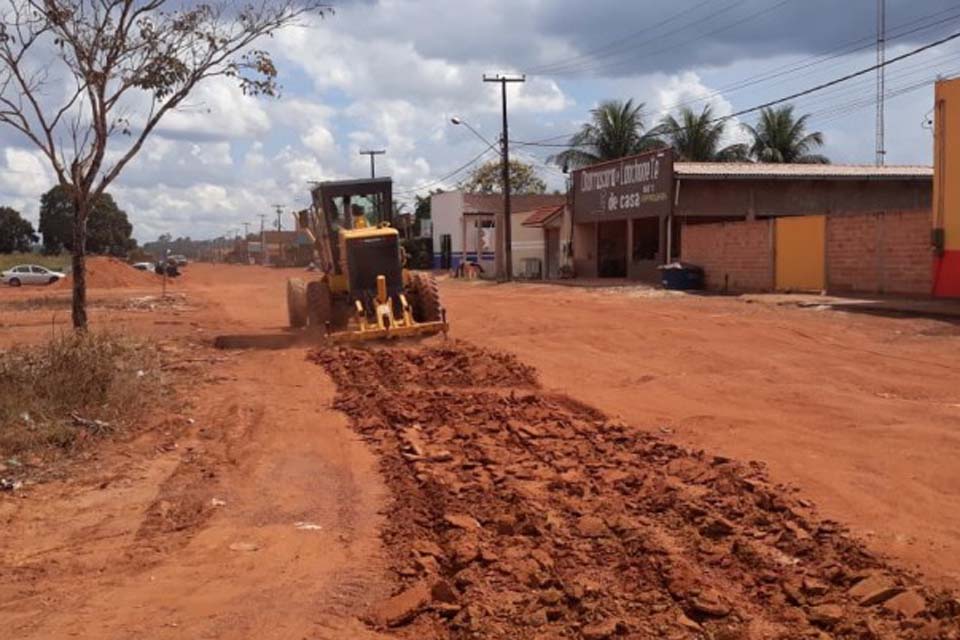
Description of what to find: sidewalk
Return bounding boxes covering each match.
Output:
[740,292,960,320]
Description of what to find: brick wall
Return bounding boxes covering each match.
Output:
[826,210,932,295]
[682,220,774,292]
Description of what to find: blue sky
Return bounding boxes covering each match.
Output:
[1,0,958,242]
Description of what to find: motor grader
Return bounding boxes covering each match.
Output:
[286,177,447,342]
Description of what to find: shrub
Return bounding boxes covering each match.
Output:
[0,332,162,456]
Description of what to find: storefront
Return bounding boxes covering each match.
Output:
[571,149,675,280]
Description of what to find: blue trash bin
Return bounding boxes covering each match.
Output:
[658,262,704,290]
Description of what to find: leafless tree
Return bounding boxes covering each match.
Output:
[0,1,329,328]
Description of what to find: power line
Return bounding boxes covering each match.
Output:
[518,6,960,148]
[536,0,793,77]
[654,6,960,115]
[520,30,960,151]
[526,0,720,74]
[877,0,887,165]
[394,143,499,196]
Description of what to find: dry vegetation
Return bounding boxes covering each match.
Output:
[0,331,163,457]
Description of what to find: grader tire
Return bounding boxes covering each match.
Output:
[306,280,332,329]
[287,278,308,328]
[409,272,442,322]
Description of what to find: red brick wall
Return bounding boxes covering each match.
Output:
[682,220,774,291]
[826,210,932,295]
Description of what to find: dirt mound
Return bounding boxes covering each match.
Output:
[313,341,538,390]
[313,343,960,639]
[53,257,165,290]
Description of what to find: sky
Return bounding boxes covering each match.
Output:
[1,0,959,242]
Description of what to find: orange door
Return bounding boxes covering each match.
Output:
[775,215,826,292]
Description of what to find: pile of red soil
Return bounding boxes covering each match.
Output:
[313,343,960,640]
[53,257,165,290]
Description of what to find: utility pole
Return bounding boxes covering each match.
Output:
[272,204,285,232]
[876,0,886,165]
[359,149,386,178]
[258,213,268,266]
[242,222,251,238]
[484,73,525,281]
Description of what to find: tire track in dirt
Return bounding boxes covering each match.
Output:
[312,341,960,639]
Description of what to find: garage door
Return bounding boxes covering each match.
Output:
[775,215,826,292]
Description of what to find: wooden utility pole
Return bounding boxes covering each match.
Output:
[258,213,268,266]
[359,149,386,178]
[483,74,525,282]
[272,204,285,231]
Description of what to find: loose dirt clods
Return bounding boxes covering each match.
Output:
[312,342,960,639]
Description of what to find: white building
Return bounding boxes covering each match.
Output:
[430,191,566,277]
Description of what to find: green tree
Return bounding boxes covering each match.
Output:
[462,159,546,195]
[0,206,38,253]
[0,1,327,329]
[550,99,665,169]
[743,105,829,164]
[39,186,135,256]
[657,105,750,162]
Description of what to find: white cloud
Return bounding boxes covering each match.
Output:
[158,78,271,141]
[303,125,338,157]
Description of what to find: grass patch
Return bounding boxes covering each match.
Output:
[0,331,163,457]
[0,253,70,273]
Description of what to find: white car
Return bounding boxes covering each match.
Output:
[132,262,155,272]
[1,264,66,287]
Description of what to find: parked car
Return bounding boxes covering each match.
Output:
[169,254,188,267]
[1,264,66,287]
[131,262,155,272]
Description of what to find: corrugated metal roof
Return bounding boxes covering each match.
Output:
[673,162,933,180]
[520,205,565,227]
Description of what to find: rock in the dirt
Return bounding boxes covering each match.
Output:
[581,619,622,639]
[371,582,431,627]
[577,515,608,538]
[700,516,735,538]
[677,612,703,632]
[807,604,845,628]
[228,542,259,552]
[882,590,926,618]
[431,579,459,604]
[413,539,444,558]
[539,588,564,605]
[690,590,731,617]
[801,576,830,597]
[444,513,481,531]
[848,574,904,607]
[524,608,549,627]
[449,536,480,568]
[782,580,805,605]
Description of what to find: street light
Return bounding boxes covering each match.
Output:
[450,116,496,149]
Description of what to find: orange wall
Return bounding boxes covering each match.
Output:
[934,78,960,296]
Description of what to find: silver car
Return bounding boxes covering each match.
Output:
[1,264,66,287]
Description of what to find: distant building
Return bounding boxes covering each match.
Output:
[244,230,314,266]
[430,191,566,274]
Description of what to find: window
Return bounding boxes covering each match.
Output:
[14,266,29,273]
[31,266,47,274]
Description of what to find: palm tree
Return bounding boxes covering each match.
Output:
[657,105,750,162]
[743,105,829,164]
[550,99,665,169]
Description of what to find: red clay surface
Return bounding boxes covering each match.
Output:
[0,263,958,639]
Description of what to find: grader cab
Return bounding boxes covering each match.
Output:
[286,177,447,342]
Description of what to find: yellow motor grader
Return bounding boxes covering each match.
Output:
[286,177,448,342]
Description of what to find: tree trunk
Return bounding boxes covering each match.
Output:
[71,199,88,330]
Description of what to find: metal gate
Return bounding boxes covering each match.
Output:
[775,215,826,292]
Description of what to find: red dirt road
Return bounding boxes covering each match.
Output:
[1,264,959,637]
[441,280,960,590]
[1,266,390,639]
